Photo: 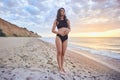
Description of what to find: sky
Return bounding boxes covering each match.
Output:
[0,0,120,37]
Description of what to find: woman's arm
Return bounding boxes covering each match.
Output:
[52,19,59,34]
[67,19,71,32]
[64,19,71,35]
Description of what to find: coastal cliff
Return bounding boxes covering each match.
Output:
[0,18,40,37]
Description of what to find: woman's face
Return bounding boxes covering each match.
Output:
[60,9,65,16]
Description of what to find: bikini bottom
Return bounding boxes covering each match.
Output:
[57,34,68,42]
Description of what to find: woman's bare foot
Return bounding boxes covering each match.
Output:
[58,67,61,71]
[61,68,66,73]
[58,67,66,75]
[59,70,66,75]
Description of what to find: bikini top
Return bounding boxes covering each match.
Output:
[56,19,68,29]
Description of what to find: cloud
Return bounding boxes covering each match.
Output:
[24,5,40,15]
[0,0,120,37]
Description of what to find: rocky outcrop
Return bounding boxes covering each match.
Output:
[0,18,40,37]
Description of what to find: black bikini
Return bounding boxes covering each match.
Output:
[56,19,68,42]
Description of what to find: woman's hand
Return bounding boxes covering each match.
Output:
[58,30,65,36]
[58,28,71,36]
[64,28,70,35]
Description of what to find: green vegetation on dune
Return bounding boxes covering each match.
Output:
[0,29,6,37]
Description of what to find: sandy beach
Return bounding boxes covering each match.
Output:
[0,37,120,80]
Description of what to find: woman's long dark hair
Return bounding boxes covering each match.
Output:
[56,8,67,22]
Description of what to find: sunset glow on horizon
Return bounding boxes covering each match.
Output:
[69,28,120,37]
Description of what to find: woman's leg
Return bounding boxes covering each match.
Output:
[55,36,62,71]
[61,39,68,72]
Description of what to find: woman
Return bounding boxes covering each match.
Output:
[52,8,71,74]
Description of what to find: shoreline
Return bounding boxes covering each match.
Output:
[0,37,120,80]
[68,48,120,73]
[40,37,120,73]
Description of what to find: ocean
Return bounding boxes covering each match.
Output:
[39,37,120,59]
